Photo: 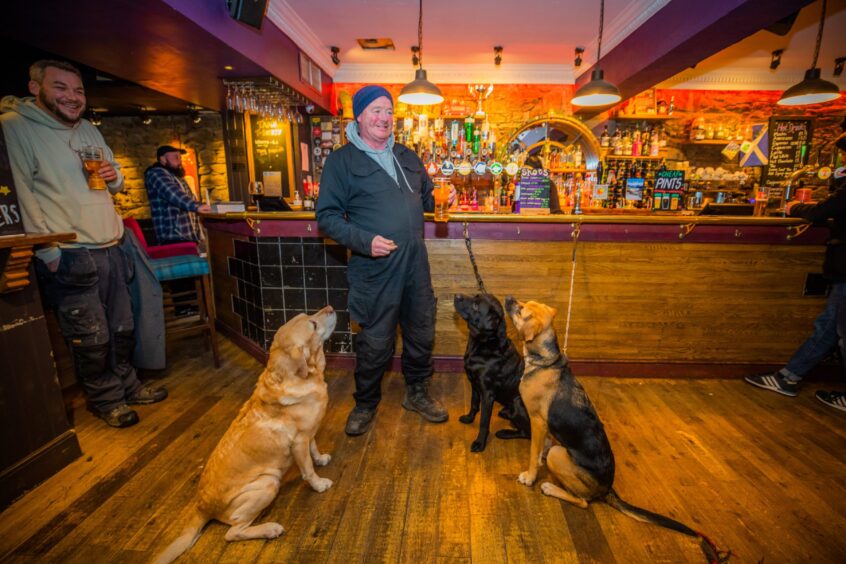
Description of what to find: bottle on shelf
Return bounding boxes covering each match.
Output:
[600,125,611,148]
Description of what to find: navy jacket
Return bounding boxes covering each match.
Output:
[790,175,846,282]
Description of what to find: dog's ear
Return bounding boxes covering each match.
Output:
[285,343,312,379]
[521,317,543,342]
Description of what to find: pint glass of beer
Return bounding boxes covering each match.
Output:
[80,146,106,190]
[433,182,450,222]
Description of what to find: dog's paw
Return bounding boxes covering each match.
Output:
[313,453,331,467]
[264,522,286,538]
[309,476,333,492]
[458,414,475,424]
[470,439,486,452]
[517,471,536,486]
[540,482,556,497]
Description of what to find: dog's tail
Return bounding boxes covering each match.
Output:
[604,489,731,563]
[150,504,209,564]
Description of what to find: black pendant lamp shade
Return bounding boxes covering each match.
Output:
[398,0,443,106]
[778,0,841,106]
[571,0,621,107]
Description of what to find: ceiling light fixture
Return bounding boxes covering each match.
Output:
[778,0,841,106]
[574,47,584,68]
[770,49,784,70]
[571,0,621,107]
[330,46,340,66]
[494,46,503,66]
[398,0,443,106]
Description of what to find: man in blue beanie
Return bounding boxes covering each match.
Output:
[317,85,448,435]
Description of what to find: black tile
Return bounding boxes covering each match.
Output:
[241,317,250,336]
[227,256,238,277]
[258,243,280,265]
[303,244,325,266]
[325,244,348,267]
[244,264,259,285]
[327,289,348,311]
[284,289,306,310]
[248,242,258,264]
[232,296,247,317]
[280,244,303,266]
[248,305,263,327]
[304,267,327,288]
[233,259,243,280]
[306,288,328,312]
[326,267,348,289]
[260,266,283,287]
[233,239,252,261]
[263,288,285,309]
[334,310,350,332]
[264,309,286,331]
[282,266,304,288]
[248,283,262,307]
[238,280,248,299]
[329,332,354,353]
[279,237,302,244]
[258,236,280,244]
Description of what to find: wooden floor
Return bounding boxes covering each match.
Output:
[2,337,846,563]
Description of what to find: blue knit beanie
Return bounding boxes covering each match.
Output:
[353,85,392,119]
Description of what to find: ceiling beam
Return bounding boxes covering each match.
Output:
[576,0,815,101]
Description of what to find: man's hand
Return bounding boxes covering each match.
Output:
[46,257,60,272]
[371,235,397,257]
[197,203,212,213]
[98,162,118,183]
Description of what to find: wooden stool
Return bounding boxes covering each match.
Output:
[150,255,220,369]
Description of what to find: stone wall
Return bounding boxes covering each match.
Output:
[97,114,229,218]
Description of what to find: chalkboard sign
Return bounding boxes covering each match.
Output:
[249,114,294,197]
[653,169,685,211]
[518,168,550,214]
[0,124,24,237]
[765,116,813,184]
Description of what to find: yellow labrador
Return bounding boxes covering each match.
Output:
[153,306,337,564]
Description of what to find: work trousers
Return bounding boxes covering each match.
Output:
[38,245,142,411]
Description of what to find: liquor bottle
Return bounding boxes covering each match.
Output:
[600,125,611,148]
[573,145,582,168]
[613,129,623,156]
[668,95,675,115]
[623,130,633,156]
[464,116,474,144]
[473,124,481,156]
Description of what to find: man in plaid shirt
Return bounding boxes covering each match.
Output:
[144,145,210,244]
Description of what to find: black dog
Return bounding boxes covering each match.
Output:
[454,293,530,452]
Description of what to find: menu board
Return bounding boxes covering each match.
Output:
[249,114,293,197]
[518,168,550,214]
[765,117,813,184]
[0,124,24,237]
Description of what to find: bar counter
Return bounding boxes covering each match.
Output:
[203,211,828,377]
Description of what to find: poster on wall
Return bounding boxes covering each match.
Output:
[0,124,24,238]
[248,113,295,198]
[764,116,813,185]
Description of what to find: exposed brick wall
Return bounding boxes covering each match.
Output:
[97,114,229,218]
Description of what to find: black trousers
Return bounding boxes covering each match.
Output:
[348,242,435,409]
[38,246,142,411]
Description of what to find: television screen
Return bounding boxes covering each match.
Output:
[227,0,268,30]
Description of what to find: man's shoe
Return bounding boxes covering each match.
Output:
[402,381,448,423]
[97,404,139,428]
[815,390,846,413]
[127,385,168,405]
[345,407,376,436]
[744,372,799,397]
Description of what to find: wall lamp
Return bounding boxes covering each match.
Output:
[835,57,845,77]
[330,46,340,66]
[575,46,584,68]
[494,46,503,66]
[770,49,784,70]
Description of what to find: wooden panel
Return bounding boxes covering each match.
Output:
[428,239,825,364]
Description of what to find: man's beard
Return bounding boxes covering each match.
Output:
[38,91,83,125]
[162,163,186,177]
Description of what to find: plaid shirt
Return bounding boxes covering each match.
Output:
[144,164,201,244]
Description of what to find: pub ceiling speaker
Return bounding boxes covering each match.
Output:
[227,0,268,30]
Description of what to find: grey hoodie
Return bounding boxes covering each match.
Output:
[0,96,124,263]
[345,120,399,183]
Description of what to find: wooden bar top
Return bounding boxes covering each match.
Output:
[0,231,76,249]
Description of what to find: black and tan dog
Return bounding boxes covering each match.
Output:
[504,296,728,563]
[454,293,530,452]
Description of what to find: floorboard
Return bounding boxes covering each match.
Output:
[2,336,845,563]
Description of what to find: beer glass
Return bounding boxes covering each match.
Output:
[80,145,106,190]
[433,182,450,222]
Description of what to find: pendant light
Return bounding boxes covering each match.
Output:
[398,0,443,106]
[778,0,841,106]
[571,0,622,107]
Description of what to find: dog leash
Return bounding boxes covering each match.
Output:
[462,221,487,294]
[562,223,581,353]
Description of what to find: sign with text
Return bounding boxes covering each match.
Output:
[518,168,550,214]
[0,124,24,237]
[765,116,813,185]
[652,169,685,211]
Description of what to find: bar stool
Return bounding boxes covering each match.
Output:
[123,218,220,368]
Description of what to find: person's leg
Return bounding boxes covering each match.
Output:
[816,283,846,412]
[397,255,446,422]
[746,288,839,396]
[39,249,137,427]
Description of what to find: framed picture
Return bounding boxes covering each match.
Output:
[309,63,322,93]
